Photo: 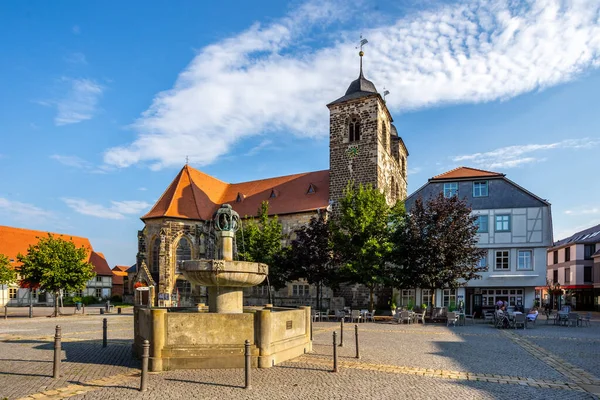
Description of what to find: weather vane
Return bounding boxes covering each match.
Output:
[185,155,189,165]
[356,34,368,55]
[383,87,390,102]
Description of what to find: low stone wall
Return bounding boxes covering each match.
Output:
[133,306,311,371]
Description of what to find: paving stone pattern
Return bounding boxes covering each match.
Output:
[2,313,600,399]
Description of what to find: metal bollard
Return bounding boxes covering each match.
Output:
[118,307,122,315]
[310,317,313,341]
[53,325,61,378]
[102,318,107,348]
[4,305,7,320]
[82,304,85,315]
[140,339,149,392]
[339,319,344,347]
[355,324,360,359]
[29,304,33,318]
[244,339,251,389]
[332,331,338,373]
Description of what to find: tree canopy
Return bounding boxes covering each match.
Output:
[390,192,486,304]
[237,201,287,293]
[17,234,95,316]
[284,212,336,310]
[0,253,17,307]
[331,182,404,311]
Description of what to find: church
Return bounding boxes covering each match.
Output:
[132,51,409,308]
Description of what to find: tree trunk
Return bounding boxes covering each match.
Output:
[316,282,321,311]
[369,286,374,313]
[54,291,59,317]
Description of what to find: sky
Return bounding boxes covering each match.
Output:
[1,0,600,266]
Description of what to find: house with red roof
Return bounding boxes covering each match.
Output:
[111,265,131,299]
[0,225,114,306]
[403,167,553,316]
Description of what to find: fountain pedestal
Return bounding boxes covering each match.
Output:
[132,204,311,370]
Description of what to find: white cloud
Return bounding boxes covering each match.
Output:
[407,167,422,175]
[246,139,274,156]
[65,52,87,65]
[62,198,151,220]
[138,187,148,191]
[50,154,91,169]
[104,0,600,170]
[565,208,600,216]
[0,198,54,222]
[452,138,600,169]
[55,78,104,126]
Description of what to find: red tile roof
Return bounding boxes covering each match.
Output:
[0,225,112,276]
[142,165,330,220]
[431,166,505,180]
[113,265,130,273]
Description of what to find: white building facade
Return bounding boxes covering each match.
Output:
[402,167,553,316]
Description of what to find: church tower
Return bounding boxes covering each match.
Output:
[327,48,408,207]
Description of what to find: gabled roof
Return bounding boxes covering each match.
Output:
[0,225,112,276]
[431,166,505,181]
[113,265,130,272]
[143,165,330,220]
[553,223,600,248]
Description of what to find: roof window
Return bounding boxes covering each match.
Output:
[307,184,316,194]
[236,193,245,202]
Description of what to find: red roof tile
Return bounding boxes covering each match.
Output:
[113,265,130,272]
[0,225,112,276]
[431,166,504,180]
[142,165,330,220]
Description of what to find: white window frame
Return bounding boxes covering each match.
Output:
[478,251,488,268]
[443,183,458,198]
[399,289,415,306]
[9,288,17,299]
[442,289,456,307]
[495,250,510,270]
[517,250,533,271]
[292,284,309,297]
[475,215,488,233]
[421,289,431,308]
[495,215,511,232]
[473,181,488,197]
[95,288,102,298]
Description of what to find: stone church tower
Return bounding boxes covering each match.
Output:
[327,51,408,207]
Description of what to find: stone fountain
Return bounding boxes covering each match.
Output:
[133,204,312,371]
[179,204,268,314]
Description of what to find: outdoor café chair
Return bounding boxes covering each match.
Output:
[484,311,494,324]
[446,312,458,327]
[464,311,476,325]
[400,310,412,324]
[351,309,362,323]
[567,313,579,327]
[513,313,526,329]
[579,312,591,327]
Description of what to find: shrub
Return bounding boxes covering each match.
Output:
[110,295,123,303]
[81,295,97,305]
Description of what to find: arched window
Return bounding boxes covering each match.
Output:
[400,156,405,174]
[151,237,160,273]
[349,118,360,142]
[382,122,387,150]
[175,237,192,274]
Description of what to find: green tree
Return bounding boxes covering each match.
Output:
[0,253,17,309]
[17,234,95,317]
[237,201,286,300]
[332,182,403,312]
[284,212,336,311]
[390,193,486,307]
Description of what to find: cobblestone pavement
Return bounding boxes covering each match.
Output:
[2,314,600,399]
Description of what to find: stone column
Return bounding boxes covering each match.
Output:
[150,308,167,372]
[207,231,244,314]
[256,309,273,368]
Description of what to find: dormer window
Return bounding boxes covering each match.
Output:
[236,193,244,202]
[270,189,277,199]
[307,184,316,194]
[349,118,360,142]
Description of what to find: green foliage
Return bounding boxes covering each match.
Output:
[448,301,457,312]
[110,294,123,303]
[406,300,414,311]
[237,201,286,289]
[390,192,486,293]
[331,182,404,311]
[0,253,17,285]
[280,212,336,309]
[17,234,96,315]
[81,295,97,305]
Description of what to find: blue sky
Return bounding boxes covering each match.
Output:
[1,0,600,266]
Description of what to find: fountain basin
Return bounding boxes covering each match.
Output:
[180,259,268,287]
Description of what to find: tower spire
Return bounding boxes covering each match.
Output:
[357,35,368,77]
